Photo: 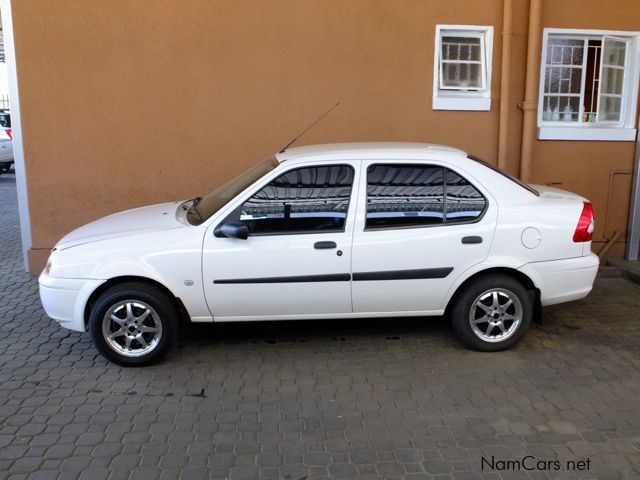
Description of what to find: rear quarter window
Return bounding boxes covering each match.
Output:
[469,155,539,196]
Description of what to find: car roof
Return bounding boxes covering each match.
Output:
[276,142,467,162]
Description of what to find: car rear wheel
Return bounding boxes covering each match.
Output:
[89,283,177,366]
[451,274,532,351]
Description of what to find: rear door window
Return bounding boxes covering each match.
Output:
[366,164,486,229]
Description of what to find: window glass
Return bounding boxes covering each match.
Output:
[366,164,486,229]
[444,169,486,222]
[240,165,354,234]
[0,113,10,128]
[433,26,493,111]
[366,165,445,228]
[540,33,633,126]
[189,157,279,225]
[598,37,627,122]
[469,155,539,196]
[440,35,484,89]
[542,37,584,123]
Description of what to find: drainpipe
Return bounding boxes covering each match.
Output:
[497,0,513,171]
[519,0,543,182]
[626,127,640,260]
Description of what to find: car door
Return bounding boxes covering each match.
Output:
[351,160,497,314]
[202,160,359,320]
[0,140,11,162]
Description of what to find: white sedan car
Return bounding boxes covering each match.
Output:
[39,143,599,366]
[0,111,13,174]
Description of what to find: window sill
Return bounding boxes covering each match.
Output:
[538,126,637,141]
[432,96,491,111]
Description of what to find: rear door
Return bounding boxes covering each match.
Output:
[351,160,497,314]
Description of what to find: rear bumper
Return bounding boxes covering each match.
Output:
[518,253,599,306]
[38,272,105,332]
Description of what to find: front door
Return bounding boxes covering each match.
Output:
[351,161,497,314]
[203,161,359,320]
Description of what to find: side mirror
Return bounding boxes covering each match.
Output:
[215,221,249,239]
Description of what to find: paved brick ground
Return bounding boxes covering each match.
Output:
[1,176,640,480]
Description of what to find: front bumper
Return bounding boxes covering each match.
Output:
[38,272,105,332]
[518,253,599,306]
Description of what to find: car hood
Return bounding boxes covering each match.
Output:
[56,201,186,250]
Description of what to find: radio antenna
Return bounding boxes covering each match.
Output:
[279,102,340,153]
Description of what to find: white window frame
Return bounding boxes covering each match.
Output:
[538,28,640,141]
[433,25,493,111]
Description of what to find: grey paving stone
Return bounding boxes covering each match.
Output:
[255,452,281,467]
[25,471,60,480]
[178,465,210,480]
[44,444,75,460]
[128,468,163,480]
[422,459,452,475]
[9,456,43,474]
[228,465,259,480]
[303,451,330,465]
[76,467,110,480]
[60,455,92,472]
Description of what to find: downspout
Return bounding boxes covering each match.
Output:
[497,0,513,171]
[519,0,543,182]
[626,121,640,260]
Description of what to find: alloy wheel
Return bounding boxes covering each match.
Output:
[468,288,522,343]
[101,300,163,357]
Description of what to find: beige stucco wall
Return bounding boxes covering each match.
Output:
[9,0,639,272]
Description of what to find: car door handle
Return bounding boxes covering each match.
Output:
[314,241,337,249]
[461,236,483,244]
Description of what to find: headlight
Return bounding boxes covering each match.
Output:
[44,248,57,275]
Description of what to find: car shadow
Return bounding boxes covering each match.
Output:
[178,315,454,348]
[0,171,16,184]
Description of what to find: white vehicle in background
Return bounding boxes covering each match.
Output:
[39,143,598,366]
[0,111,13,174]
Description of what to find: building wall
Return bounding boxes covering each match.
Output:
[9,0,639,272]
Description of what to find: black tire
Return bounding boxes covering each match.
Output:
[89,282,178,366]
[450,273,533,352]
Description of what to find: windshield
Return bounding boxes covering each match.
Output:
[469,155,540,197]
[187,156,279,225]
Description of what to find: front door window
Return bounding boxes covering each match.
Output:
[239,165,355,235]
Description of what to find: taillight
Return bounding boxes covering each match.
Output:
[573,201,594,242]
[6,130,11,139]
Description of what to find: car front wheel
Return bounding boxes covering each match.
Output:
[451,274,532,351]
[89,283,177,366]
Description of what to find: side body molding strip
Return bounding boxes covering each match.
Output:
[213,268,453,284]
[214,273,351,284]
[352,267,453,281]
